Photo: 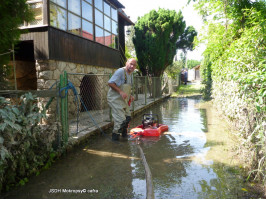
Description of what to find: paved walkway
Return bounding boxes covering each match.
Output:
[68,93,170,145]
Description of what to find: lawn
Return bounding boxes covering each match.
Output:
[171,82,203,97]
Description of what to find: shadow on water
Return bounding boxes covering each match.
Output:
[2,97,262,199]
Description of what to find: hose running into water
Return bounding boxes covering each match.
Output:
[137,143,155,199]
[59,80,155,197]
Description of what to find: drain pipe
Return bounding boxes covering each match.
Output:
[137,144,155,199]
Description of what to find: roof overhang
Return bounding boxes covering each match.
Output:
[109,0,125,9]
[118,8,134,26]
[193,65,201,70]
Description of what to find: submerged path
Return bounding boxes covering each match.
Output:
[2,95,261,199]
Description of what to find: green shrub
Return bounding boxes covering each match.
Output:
[198,2,265,183]
[0,93,55,192]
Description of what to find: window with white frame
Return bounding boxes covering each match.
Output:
[20,0,44,27]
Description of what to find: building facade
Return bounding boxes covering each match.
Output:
[13,0,133,122]
[14,0,133,91]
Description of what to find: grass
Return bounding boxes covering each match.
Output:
[171,81,203,97]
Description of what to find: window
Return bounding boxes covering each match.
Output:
[95,0,103,11]
[112,34,118,49]
[112,20,118,35]
[104,2,110,17]
[95,26,104,45]
[50,3,67,30]
[28,2,43,26]
[95,9,103,27]
[102,2,118,48]
[111,7,118,21]
[49,0,118,49]
[82,1,93,22]
[84,0,92,4]
[68,13,81,35]
[51,0,66,8]
[68,0,81,15]
[104,31,112,47]
[20,1,44,27]
[104,15,111,32]
[82,20,93,40]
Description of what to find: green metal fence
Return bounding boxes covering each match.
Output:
[66,72,110,136]
[65,72,174,136]
[0,70,178,144]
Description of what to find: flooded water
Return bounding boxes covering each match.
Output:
[2,97,260,199]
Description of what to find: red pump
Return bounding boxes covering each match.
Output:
[130,114,168,138]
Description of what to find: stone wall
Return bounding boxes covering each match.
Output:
[36,60,115,90]
[35,60,116,123]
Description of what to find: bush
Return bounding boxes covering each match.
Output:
[0,93,56,192]
[199,2,265,183]
[210,8,266,182]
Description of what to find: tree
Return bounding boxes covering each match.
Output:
[193,0,264,98]
[133,8,190,77]
[165,61,183,79]
[176,26,198,54]
[186,59,201,69]
[0,0,33,56]
[176,26,198,66]
[179,52,186,69]
[0,0,33,89]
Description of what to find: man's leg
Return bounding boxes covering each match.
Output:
[120,116,131,138]
[109,102,126,141]
[120,105,132,138]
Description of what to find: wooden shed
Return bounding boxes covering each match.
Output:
[188,65,201,82]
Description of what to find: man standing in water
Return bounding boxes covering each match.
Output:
[107,58,137,141]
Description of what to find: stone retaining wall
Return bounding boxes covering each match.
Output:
[36,60,115,90]
[35,60,116,123]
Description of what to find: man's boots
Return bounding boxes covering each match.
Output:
[121,128,128,138]
[112,132,120,141]
[121,116,131,138]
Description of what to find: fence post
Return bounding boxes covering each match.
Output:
[59,74,65,144]
[12,44,17,91]
[64,71,69,142]
[60,71,68,144]
[144,76,147,105]
[135,76,138,101]
[132,73,135,112]
[109,73,112,122]
[153,77,155,102]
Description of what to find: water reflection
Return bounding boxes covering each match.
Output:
[129,97,251,199]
